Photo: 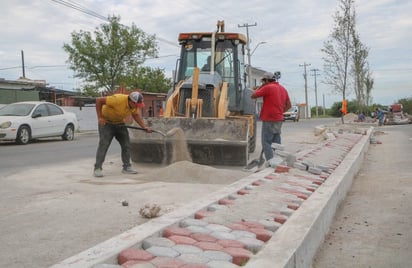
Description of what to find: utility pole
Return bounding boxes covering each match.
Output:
[300,62,311,118]
[21,50,26,78]
[238,22,257,88]
[311,68,320,117]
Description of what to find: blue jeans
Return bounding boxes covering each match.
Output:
[261,121,283,161]
[94,123,131,170]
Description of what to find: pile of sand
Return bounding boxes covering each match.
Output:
[134,161,247,185]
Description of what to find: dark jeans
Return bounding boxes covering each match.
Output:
[261,121,283,161]
[94,123,131,170]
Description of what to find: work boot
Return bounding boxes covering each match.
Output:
[94,168,103,177]
[122,166,138,174]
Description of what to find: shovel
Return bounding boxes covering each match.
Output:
[125,125,167,137]
[244,149,265,170]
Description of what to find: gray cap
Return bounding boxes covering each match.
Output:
[129,91,143,103]
[261,72,274,80]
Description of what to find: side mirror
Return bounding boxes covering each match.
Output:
[32,112,42,118]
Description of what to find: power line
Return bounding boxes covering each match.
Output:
[50,0,108,21]
[300,62,311,118]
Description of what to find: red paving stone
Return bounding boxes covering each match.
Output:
[249,228,272,242]
[190,233,217,242]
[238,220,265,229]
[275,165,290,173]
[168,235,197,245]
[217,239,246,248]
[218,198,235,205]
[237,189,250,195]
[117,248,154,265]
[163,226,192,238]
[194,210,213,219]
[194,241,224,251]
[227,223,250,231]
[223,247,252,266]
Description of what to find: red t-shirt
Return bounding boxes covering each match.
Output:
[254,82,290,121]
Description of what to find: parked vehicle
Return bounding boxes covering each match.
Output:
[0,101,79,144]
[283,106,300,122]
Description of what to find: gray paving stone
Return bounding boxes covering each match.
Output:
[172,244,203,254]
[186,225,212,234]
[178,253,209,264]
[258,219,282,232]
[179,218,208,228]
[237,236,264,253]
[142,237,175,250]
[231,230,256,239]
[203,250,232,262]
[206,223,231,233]
[145,246,179,258]
[92,264,121,268]
[208,260,239,268]
[208,204,227,211]
[210,231,236,240]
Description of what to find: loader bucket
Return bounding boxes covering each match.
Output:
[129,117,249,166]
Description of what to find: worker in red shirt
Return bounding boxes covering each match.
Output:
[252,72,291,162]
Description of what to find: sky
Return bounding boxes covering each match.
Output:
[1,0,411,108]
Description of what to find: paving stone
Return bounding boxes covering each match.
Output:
[122,260,155,268]
[218,198,235,205]
[227,223,249,231]
[186,225,211,234]
[178,253,210,264]
[207,260,240,268]
[142,237,175,250]
[206,223,231,233]
[207,204,227,211]
[180,264,209,268]
[145,246,180,258]
[163,226,192,238]
[257,219,282,232]
[150,256,185,268]
[190,233,217,242]
[249,228,273,242]
[172,244,203,254]
[203,250,233,262]
[231,230,256,239]
[222,247,252,266]
[118,248,154,265]
[168,235,197,245]
[92,264,122,268]
[180,219,209,228]
[237,236,264,252]
[194,241,224,251]
[210,231,236,240]
[217,239,245,249]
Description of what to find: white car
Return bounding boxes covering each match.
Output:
[283,106,300,122]
[0,101,79,144]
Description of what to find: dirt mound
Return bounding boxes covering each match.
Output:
[134,161,247,185]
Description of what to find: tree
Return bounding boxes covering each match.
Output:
[322,0,355,101]
[63,15,158,94]
[352,31,370,112]
[124,66,172,94]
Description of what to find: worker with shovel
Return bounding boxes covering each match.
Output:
[93,91,152,177]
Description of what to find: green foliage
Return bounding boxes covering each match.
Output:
[397,97,412,114]
[123,66,172,93]
[63,15,158,94]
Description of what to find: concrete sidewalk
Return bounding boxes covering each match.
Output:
[49,125,372,268]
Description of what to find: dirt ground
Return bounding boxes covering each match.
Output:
[312,125,412,268]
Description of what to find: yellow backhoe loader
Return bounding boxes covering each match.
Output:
[130,21,257,166]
